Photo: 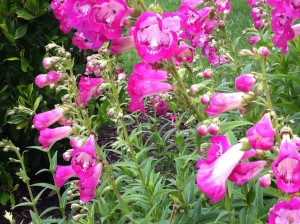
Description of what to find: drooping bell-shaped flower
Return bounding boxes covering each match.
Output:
[196,143,244,203]
[71,134,98,179]
[89,0,134,40]
[272,133,300,193]
[205,92,246,116]
[268,197,300,224]
[127,62,173,113]
[235,74,256,92]
[247,113,276,150]
[38,126,73,149]
[54,165,76,187]
[76,162,103,202]
[228,160,267,185]
[133,12,178,62]
[33,108,65,130]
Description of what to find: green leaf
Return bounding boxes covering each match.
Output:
[4,57,19,61]
[14,24,28,39]
[220,121,253,134]
[12,201,33,209]
[16,8,35,20]
[240,205,257,224]
[8,115,27,124]
[31,183,57,191]
[33,96,42,111]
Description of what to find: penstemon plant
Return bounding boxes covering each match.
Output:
[1,0,300,223]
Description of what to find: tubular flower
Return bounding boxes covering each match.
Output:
[247,113,276,150]
[127,62,173,113]
[33,108,65,130]
[133,12,178,62]
[71,134,98,179]
[205,92,246,116]
[235,74,256,92]
[268,197,300,224]
[196,143,244,203]
[77,77,104,106]
[38,126,73,149]
[110,35,135,55]
[76,162,103,202]
[272,133,300,193]
[54,165,76,187]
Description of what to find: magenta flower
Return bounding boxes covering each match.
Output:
[35,71,63,88]
[127,62,173,113]
[228,161,267,185]
[268,197,300,224]
[249,35,261,45]
[77,77,104,106]
[89,0,133,40]
[133,12,177,62]
[162,12,187,39]
[151,96,170,116]
[71,134,98,179]
[259,173,271,188]
[110,35,135,55]
[235,74,256,92]
[35,74,49,88]
[272,133,300,193]
[205,92,246,116]
[54,165,76,187]
[197,125,208,136]
[174,41,195,63]
[196,143,244,203]
[33,108,65,130]
[214,0,232,13]
[38,126,73,149]
[247,113,276,150]
[76,162,103,202]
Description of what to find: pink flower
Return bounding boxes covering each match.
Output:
[38,126,73,149]
[35,74,49,88]
[200,94,210,105]
[89,0,134,40]
[247,113,276,150]
[235,74,256,92]
[196,143,244,203]
[197,125,208,136]
[249,35,261,45]
[258,46,270,57]
[259,173,271,188]
[205,92,246,116]
[77,77,104,106]
[151,96,170,116]
[133,12,177,62]
[46,71,63,83]
[110,35,135,55]
[207,123,220,135]
[71,135,98,179]
[214,0,232,13]
[162,12,187,39]
[203,69,212,79]
[268,197,300,224]
[76,162,103,202]
[228,160,267,185]
[33,108,65,130]
[54,165,76,187]
[272,133,300,193]
[70,137,84,149]
[127,62,173,113]
[174,41,195,63]
[43,57,60,69]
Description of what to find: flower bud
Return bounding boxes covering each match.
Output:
[203,69,212,79]
[200,94,210,105]
[118,72,127,80]
[249,36,261,45]
[207,123,220,135]
[258,46,270,57]
[197,125,208,136]
[259,173,271,188]
[235,74,256,92]
[42,57,60,69]
[239,49,254,56]
[107,108,115,118]
[190,84,205,94]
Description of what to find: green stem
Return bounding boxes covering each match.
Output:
[168,59,205,121]
[224,193,235,224]
[15,150,42,224]
[260,58,272,110]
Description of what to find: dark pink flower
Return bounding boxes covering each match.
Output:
[272,133,300,193]
[110,35,135,54]
[196,143,244,203]
[76,162,103,202]
[228,160,267,185]
[268,197,300,224]
[214,0,232,12]
[174,41,195,63]
[207,123,220,135]
[38,126,73,149]
[151,96,170,116]
[249,35,261,45]
[162,12,187,39]
[46,71,63,83]
[71,135,98,179]
[127,62,173,113]
[247,113,276,150]
[33,108,65,130]
[235,74,256,92]
[54,165,76,187]
[133,12,178,63]
[205,92,246,116]
[197,125,208,136]
[77,77,104,106]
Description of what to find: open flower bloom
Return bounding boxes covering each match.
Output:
[205,92,246,116]
[196,143,244,203]
[127,62,173,113]
[247,113,276,150]
[71,134,98,179]
[76,162,103,202]
[235,74,256,92]
[272,133,300,193]
[54,165,76,187]
[268,197,300,224]
[33,108,65,130]
[214,0,232,13]
[38,126,73,149]
[205,135,231,164]
[133,12,177,62]
[228,161,267,185]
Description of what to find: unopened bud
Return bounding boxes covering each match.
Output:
[200,94,210,105]
[259,173,271,188]
[73,214,84,222]
[197,125,208,136]
[42,57,60,69]
[118,112,123,119]
[148,3,163,14]
[203,69,212,79]
[107,108,115,118]
[190,84,205,94]
[207,123,220,135]
[239,49,254,56]
[258,46,270,57]
[71,203,81,210]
